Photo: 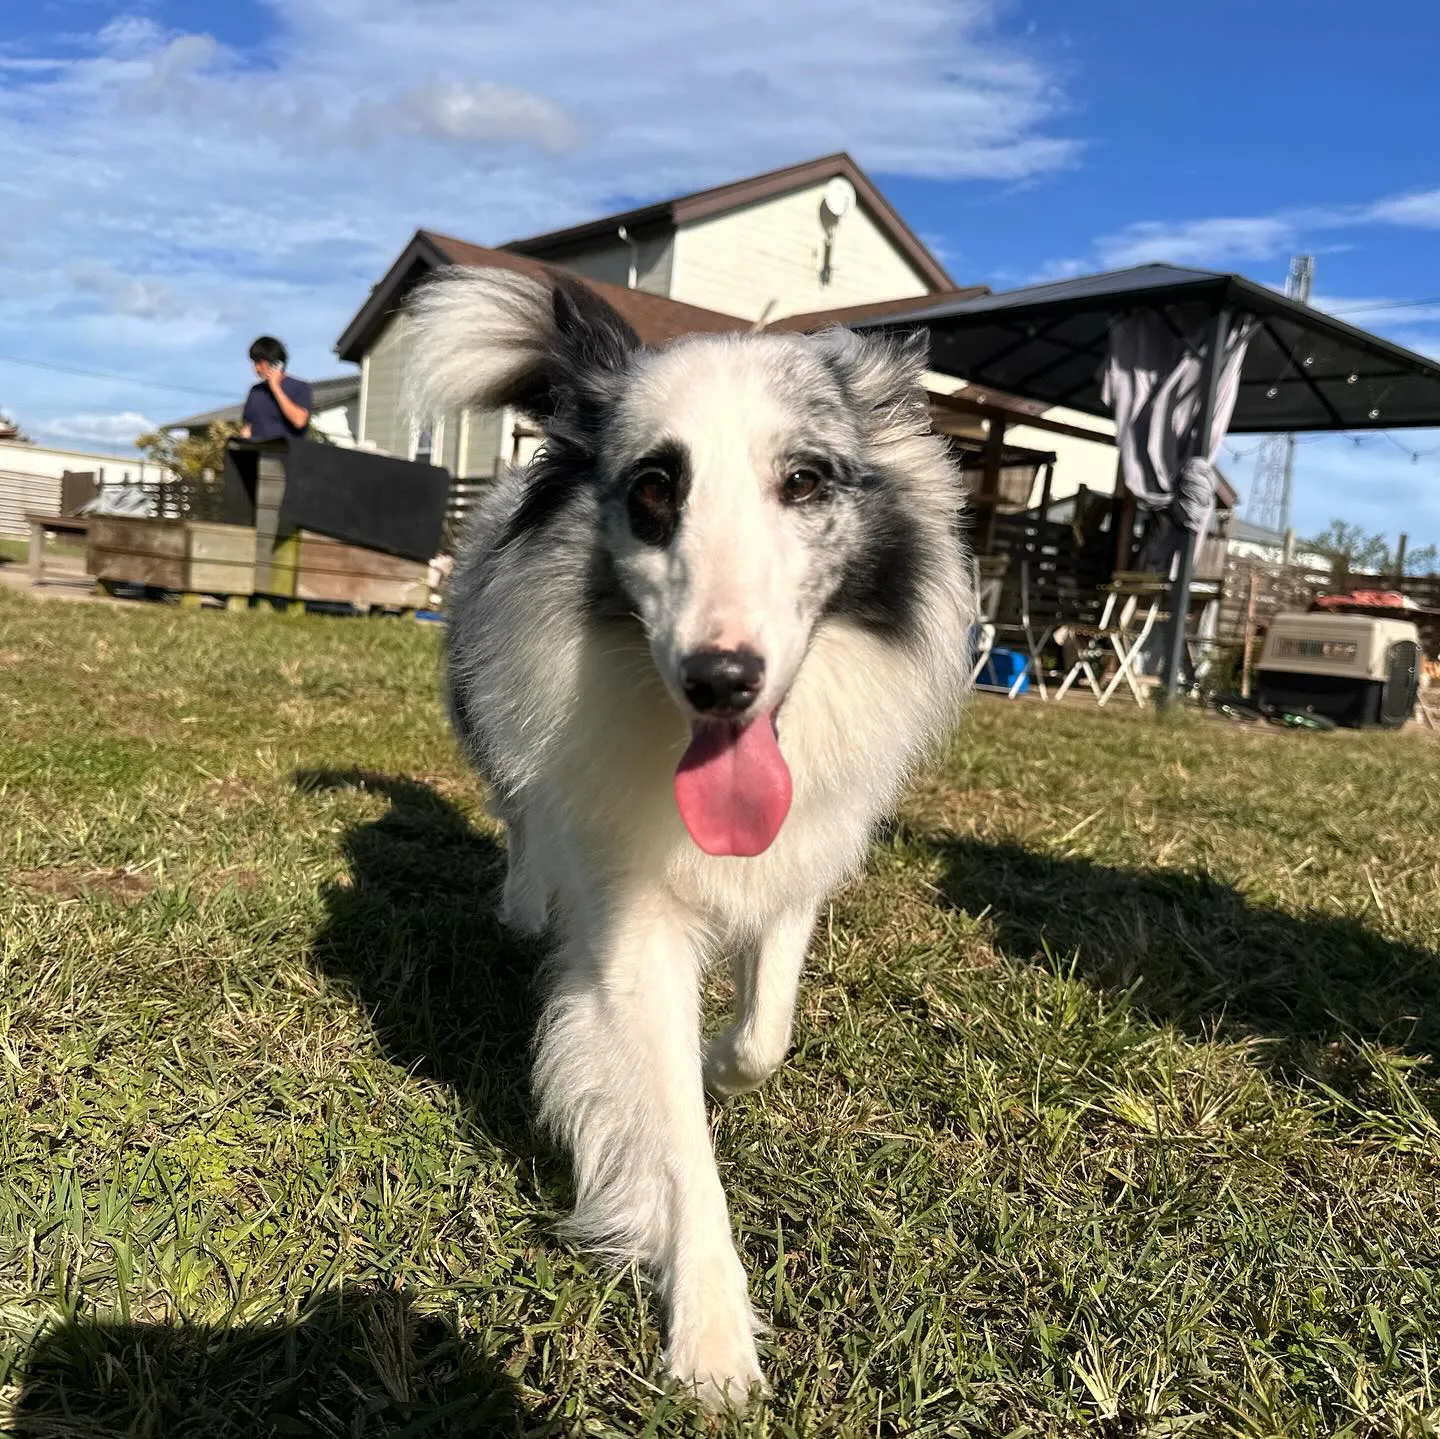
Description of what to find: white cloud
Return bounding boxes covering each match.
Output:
[1083,184,1440,274]
[396,81,576,151]
[0,0,1077,427]
[1364,189,1440,228]
[69,261,193,322]
[1096,216,1296,270]
[38,409,158,447]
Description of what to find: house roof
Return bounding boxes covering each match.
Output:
[502,152,955,291]
[849,263,1440,433]
[164,374,360,432]
[334,230,747,364]
[765,288,990,333]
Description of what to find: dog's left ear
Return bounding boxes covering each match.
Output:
[551,280,640,385]
[810,326,932,443]
[404,267,640,429]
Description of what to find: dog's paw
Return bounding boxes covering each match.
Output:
[665,1249,767,1411]
[665,1317,766,1411]
[497,895,547,937]
[497,873,549,937]
[703,1028,778,1099]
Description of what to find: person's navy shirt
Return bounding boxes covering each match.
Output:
[242,375,313,440]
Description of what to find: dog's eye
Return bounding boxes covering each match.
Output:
[782,467,827,505]
[627,466,681,546]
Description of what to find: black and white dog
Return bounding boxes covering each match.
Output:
[408,269,973,1407]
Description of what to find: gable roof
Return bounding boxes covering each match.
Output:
[335,230,747,363]
[164,374,360,432]
[503,152,954,291]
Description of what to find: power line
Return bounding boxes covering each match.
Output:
[0,352,233,400]
[1327,295,1440,317]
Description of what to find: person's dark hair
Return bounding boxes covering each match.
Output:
[248,336,287,368]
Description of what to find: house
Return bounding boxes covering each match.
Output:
[164,374,362,448]
[0,436,169,538]
[335,152,1121,506]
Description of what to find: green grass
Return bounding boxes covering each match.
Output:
[0,536,86,567]
[1,585,1438,1437]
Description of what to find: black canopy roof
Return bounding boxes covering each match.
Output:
[852,263,1440,433]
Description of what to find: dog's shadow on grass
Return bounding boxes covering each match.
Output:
[930,833,1440,1074]
[8,1284,532,1437]
[294,768,544,1162]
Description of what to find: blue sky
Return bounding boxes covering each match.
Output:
[2,0,1438,547]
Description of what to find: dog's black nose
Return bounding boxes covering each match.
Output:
[680,648,765,717]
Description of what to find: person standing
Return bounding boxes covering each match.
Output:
[240,336,313,440]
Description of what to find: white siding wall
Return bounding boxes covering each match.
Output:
[1007,419,1119,507]
[670,184,932,321]
[360,313,412,457]
[463,407,506,478]
[310,399,358,447]
[438,412,461,474]
[549,234,673,295]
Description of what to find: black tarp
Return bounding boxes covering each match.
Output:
[219,438,448,562]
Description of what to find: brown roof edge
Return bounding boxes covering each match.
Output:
[504,152,955,291]
[334,230,452,361]
[334,229,747,360]
[766,287,991,333]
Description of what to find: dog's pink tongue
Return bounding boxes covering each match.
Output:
[675,714,792,857]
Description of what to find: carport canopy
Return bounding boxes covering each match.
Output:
[854,263,1440,433]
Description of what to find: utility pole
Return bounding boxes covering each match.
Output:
[1245,254,1314,534]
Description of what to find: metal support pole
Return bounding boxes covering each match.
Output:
[1160,307,1231,705]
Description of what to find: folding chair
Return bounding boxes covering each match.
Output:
[968,554,1009,687]
[1418,677,1439,731]
[972,558,1059,698]
[1054,571,1166,706]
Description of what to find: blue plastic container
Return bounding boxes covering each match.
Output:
[977,648,1030,695]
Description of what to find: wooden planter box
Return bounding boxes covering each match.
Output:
[186,521,257,595]
[295,531,429,609]
[87,516,187,590]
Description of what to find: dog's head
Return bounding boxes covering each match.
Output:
[408,269,954,855]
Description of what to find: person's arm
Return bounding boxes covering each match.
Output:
[240,422,252,438]
[263,368,310,430]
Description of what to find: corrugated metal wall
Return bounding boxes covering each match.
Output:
[0,469,61,538]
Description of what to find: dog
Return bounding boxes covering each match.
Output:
[406,267,974,1407]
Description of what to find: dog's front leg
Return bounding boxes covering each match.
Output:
[496,810,550,936]
[535,892,764,1409]
[705,903,817,1098]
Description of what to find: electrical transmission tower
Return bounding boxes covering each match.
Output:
[1245,254,1315,534]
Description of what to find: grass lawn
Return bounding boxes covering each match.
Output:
[0,537,86,567]
[2,586,1439,1437]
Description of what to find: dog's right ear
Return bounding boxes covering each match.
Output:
[405,266,639,428]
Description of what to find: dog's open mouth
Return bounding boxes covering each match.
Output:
[674,712,793,857]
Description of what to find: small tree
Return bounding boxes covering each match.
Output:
[134,421,242,519]
[1304,519,1438,581]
